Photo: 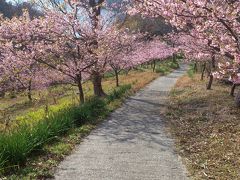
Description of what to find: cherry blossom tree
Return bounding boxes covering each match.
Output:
[123,37,175,72]
[0,57,46,101]
[136,38,175,64]
[32,0,133,97]
[103,30,143,87]
[39,0,131,97]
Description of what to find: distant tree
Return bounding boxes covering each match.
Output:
[14,2,42,18]
[120,14,172,36]
[0,0,14,18]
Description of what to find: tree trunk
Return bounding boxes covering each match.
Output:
[194,62,198,72]
[114,70,119,87]
[92,72,106,97]
[9,88,16,99]
[235,89,240,107]
[212,55,216,69]
[153,60,156,72]
[230,84,236,96]
[201,62,206,81]
[89,1,106,97]
[27,80,32,102]
[76,74,84,103]
[172,53,177,63]
[206,55,216,90]
[125,68,131,75]
[207,74,213,90]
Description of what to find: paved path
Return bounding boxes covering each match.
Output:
[54,65,189,180]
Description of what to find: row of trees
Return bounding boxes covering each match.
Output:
[0,0,175,103]
[130,0,240,99]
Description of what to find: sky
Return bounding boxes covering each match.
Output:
[6,0,25,4]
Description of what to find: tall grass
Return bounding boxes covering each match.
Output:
[0,105,78,172]
[0,84,132,175]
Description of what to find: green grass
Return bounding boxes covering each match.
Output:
[49,143,72,155]
[168,61,180,69]
[0,97,108,175]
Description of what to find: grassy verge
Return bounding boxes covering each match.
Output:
[1,85,132,179]
[0,96,108,175]
[165,74,240,179]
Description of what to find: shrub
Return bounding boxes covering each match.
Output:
[76,97,107,124]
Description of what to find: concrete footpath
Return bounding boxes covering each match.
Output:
[54,65,189,180]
